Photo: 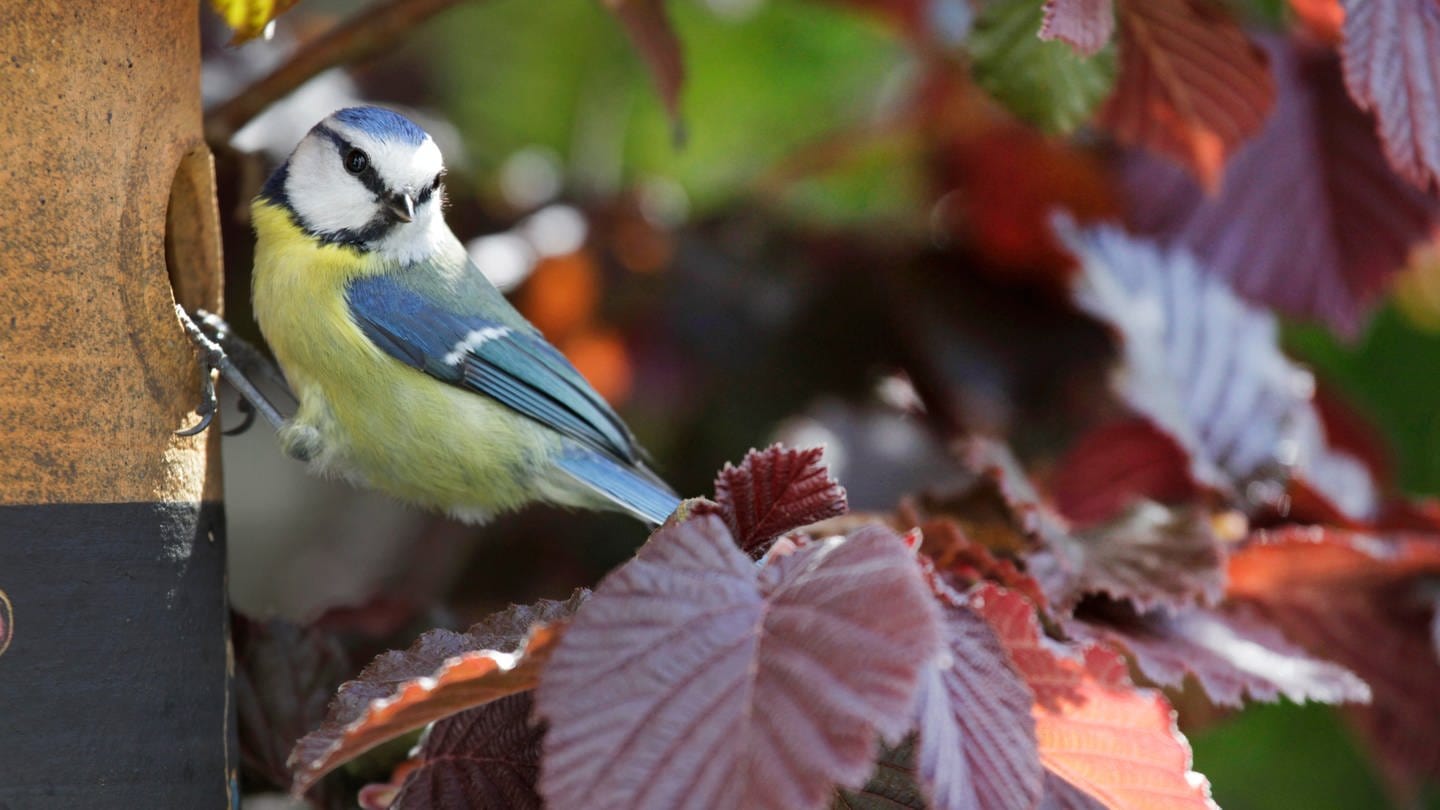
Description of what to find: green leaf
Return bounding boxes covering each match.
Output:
[968,0,1116,133]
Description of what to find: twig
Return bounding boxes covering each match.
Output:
[205,0,467,147]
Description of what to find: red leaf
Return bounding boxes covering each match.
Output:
[1228,528,1440,791]
[1122,37,1440,335]
[1077,606,1370,707]
[914,596,1044,810]
[971,585,1217,810]
[1058,220,1379,519]
[390,693,544,810]
[911,515,1050,608]
[1049,418,1201,527]
[1100,0,1274,189]
[714,443,849,555]
[1040,0,1115,57]
[535,515,941,810]
[604,0,686,131]
[289,594,585,795]
[1032,502,1225,613]
[1340,0,1440,191]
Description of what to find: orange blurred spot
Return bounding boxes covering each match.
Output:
[518,252,599,341]
[561,329,633,405]
[613,217,673,274]
[1290,0,1343,45]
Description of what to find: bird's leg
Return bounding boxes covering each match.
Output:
[192,309,295,400]
[175,304,289,436]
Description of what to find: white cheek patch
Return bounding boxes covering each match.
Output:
[285,138,378,235]
[444,326,511,366]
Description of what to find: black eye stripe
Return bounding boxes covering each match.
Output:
[354,166,388,197]
[314,125,390,197]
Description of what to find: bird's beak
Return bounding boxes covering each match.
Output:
[384,192,416,223]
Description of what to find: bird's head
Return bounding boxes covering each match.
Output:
[261,106,447,260]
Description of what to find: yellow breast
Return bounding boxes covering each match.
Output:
[249,201,559,518]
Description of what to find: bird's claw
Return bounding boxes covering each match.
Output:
[223,397,257,436]
[174,303,290,436]
[176,304,224,436]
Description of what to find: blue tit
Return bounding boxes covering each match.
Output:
[239,106,679,525]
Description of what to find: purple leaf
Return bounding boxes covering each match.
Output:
[234,616,351,795]
[535,515,941,810]
[391,693,545,810]
[1039,0,1115,57]
[1077,607,1371,707]
[1030,502,1225,613]
[1340,0,1440,191]
[714,443,849,555]
[1122,37,1440,335]
[1057,218,1378,520]
[914,597,1044,810]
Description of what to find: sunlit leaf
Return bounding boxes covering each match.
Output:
[971,585,1217,810]
[1057,219,1379,520]
[1339,0,1440,191]
[969,0,1117,133]
[289,594,586,794]
[913,592,1044,810]
[1100,0,1274,189]
[209,0,297,42]
[1040,0,1115,57]
[1121,37,1440,335]
[1077,605,1371,707]
[536,516,941,810]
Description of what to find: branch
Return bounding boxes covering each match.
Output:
[205,0,465,147]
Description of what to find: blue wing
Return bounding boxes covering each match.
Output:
[345,272,679,522]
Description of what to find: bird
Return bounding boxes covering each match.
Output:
[184,106,680,525]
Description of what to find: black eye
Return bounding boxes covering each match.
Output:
[344,148,369,175]
[430,173,444,190]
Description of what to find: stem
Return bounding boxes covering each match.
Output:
[205,0,467,147]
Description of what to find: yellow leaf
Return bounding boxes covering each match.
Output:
[209,0,299,43]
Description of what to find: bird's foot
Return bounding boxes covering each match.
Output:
[175,305,289,436]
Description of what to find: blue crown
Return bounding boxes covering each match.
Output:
[331,106,427,146]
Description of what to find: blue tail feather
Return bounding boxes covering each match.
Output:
[555,449,680,525]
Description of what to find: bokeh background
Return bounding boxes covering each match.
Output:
[204,2,1440,807]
